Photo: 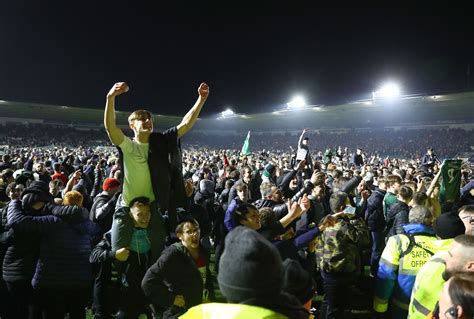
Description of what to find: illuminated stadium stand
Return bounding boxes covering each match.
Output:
[0,91,473,134]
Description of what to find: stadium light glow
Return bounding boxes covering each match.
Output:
[372,82,401,99]
[287,96,306,109]
[221,109,234,117]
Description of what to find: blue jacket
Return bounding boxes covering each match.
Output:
[224,198,242,232]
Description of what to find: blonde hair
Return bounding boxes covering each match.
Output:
[63,191,83,207]
[128,110,152,124]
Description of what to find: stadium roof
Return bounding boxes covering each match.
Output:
[0,91,473,132]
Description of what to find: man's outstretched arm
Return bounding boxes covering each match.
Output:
[177,82,209,138]
[104,82,128,145]
[298,128,308,147]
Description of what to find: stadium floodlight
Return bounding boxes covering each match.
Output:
[372,82,401,99]
[221,109,234,118]
[287,96,306,109]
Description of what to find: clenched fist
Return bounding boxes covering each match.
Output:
[197,82,209,99]
[107,82,129,98]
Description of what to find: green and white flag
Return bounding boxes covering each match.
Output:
[241,131,251,156]
[440,159,462,203]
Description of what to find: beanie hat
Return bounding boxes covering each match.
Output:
[282,259,316,304]
[262,163,276,178]
[199,179,215,196]
[218,227,283,302]
[434,211,465,239]
[102,177,120,191]
[21,180,53,209]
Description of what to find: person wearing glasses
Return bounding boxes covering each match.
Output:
[142,218,213,318]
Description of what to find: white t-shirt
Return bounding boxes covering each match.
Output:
[119,136,155,206]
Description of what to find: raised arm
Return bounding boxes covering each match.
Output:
[177,82,209,138]
[298,129,308,147]
[426,163,443,197]
[104,82,128,145]
[279,195,309,228]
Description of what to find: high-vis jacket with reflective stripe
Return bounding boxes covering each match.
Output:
[408,248,451,319]
[373,224,451,319]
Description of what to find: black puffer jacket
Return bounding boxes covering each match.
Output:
[253,199,288,221]
[4,201,88,283]
[365,188,386,232]
[385,201,409,238]
[0,204,13,281]
[90,192,117,244]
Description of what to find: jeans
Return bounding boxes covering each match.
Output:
[370,231,386,277]
[320,272,355,319]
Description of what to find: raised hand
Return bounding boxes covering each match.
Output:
[107,82,129,98]
[115,247,130,261]
[197,82,210,99]
[287,198,301,218]
[299,194,310,211]
[72,169,82,182]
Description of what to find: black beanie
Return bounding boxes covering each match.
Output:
[434,211,465,239]
[218,226,283,303]
[264,163,276,175]
[282,259,316,304]
[21,180,53,210]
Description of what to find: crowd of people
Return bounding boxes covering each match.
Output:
[1,122,473,159]
[0,82,473,319]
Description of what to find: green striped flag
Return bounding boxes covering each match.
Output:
[241,131,251,156]
[440,159,462,203]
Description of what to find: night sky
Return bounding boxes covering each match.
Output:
[1,3,473,117]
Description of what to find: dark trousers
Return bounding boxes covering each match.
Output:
[116,254,151,319]
[0,279,14,319]
[4,280,34,319]
[320,272,354,319]
[115,282,152,319]
[213,225,227,273]
[92,262,115,319]
[36,288,88,319]
[370,231,386,277]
